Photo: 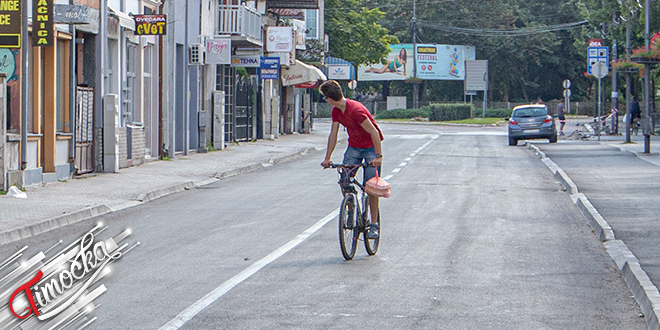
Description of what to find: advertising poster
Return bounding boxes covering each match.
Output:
[0,0,21,48]
[416,44,476,80]
[358,44,414,81]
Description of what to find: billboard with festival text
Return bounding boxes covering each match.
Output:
[357,44,476,81]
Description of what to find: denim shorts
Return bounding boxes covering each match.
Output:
[342,146,381,183]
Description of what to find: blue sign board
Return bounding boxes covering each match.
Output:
[260,57,280,80]
[587,46,608,76]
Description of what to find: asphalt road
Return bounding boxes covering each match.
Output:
[0,123,646,329]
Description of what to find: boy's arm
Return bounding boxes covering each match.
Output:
[360,119,383,167]
[322,122,340,167]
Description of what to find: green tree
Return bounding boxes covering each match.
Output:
[324,0,398,66]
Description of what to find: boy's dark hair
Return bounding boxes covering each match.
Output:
[319,80,344,101]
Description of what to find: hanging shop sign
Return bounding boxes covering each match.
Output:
[0,0,20,48]
[134,14,166,35]
[33,0,54,47]
[231,55,260,67]
[205,38,231,64]
[53,4,90,24]
[260,57,280,80]
[266,26,293,53]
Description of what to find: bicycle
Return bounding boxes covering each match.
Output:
[330,163,380,260]
[631,117,641,136]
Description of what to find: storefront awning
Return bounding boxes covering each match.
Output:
[323,56,356,80]
[281,61,327,86]
[108,7,135,31]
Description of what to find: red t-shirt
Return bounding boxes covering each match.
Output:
[331,99,384,148]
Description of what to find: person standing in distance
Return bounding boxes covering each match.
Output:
[557,101,566,135]
[320,80,384,239]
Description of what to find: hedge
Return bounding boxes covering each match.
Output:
[375,108,429,119]
[475,108,512,118]
[428,104,472,121]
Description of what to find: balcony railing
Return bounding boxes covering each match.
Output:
[218,5,262,42]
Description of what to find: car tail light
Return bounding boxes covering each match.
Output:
[544,116,552,123]
[509,119,518,125]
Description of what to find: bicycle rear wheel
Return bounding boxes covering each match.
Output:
[364,196,380,256]
[339,194,358,260]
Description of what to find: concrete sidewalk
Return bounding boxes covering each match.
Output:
[0,120,344,245]
[529,130,660,330]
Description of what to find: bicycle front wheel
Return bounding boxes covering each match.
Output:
[339,194,359,260]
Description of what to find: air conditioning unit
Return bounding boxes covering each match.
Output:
[189,44,204,65]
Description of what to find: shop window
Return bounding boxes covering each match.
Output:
[56,39,70,133]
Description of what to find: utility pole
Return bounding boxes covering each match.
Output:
[612,39,618,135]
[643,0,651,153]
[625,17,632,143]
[20,0,28,171]
[411,0,419,109]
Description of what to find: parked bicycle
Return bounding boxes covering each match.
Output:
[330,162,380,260]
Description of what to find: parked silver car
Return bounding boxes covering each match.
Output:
[507,104,557,146]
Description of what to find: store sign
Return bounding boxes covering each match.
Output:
[260,57,280,80]
[205,38,231,64]
[134,14,166,35]
[33,0,54,47]
[266,26,293,53]
[231,55,260,67]
[327,65,351,80]
[0,0,20,48]
[292,19,306,50]
[53,4,90,24]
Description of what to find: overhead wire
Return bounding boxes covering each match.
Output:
[417,20,589,37]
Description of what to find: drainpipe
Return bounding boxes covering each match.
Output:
[69,0,77,175]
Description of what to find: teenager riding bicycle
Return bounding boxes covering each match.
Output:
[319,80,384,239]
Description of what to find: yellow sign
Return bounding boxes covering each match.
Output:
[0,0,20,48]
[134,15,167,35]
[33,0,54,47]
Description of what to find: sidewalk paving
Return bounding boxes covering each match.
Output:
[529,120,660,329]
[0,120,345,245]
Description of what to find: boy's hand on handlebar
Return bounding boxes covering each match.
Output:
[321,160,333,168]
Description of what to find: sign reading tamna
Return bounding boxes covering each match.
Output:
[33,0,54,47]
[0,0,21,48]
[134,14,166,35]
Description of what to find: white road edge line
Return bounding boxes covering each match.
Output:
[159,208,340,330]
[383,175,393,181]
[392,168,401,173]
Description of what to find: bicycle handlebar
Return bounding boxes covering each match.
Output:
[328,162,372,169]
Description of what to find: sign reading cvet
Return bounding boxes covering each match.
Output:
[134,14,166,35]
[33,0,54,47]
[0,0,21,48]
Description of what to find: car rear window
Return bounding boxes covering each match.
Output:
[513,108,547,117]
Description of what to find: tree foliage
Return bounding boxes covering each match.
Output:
[324,0,660,104]
[324,0,398,66]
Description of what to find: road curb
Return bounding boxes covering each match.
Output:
[0,205,112,245]
[532,142,660,329]
[572,193,615,242]
[0,146,321,246]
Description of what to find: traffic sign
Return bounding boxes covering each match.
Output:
[563,89,572,98]
[562,79,571,89]
[593,61,608,79]
[588,46,608,76]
